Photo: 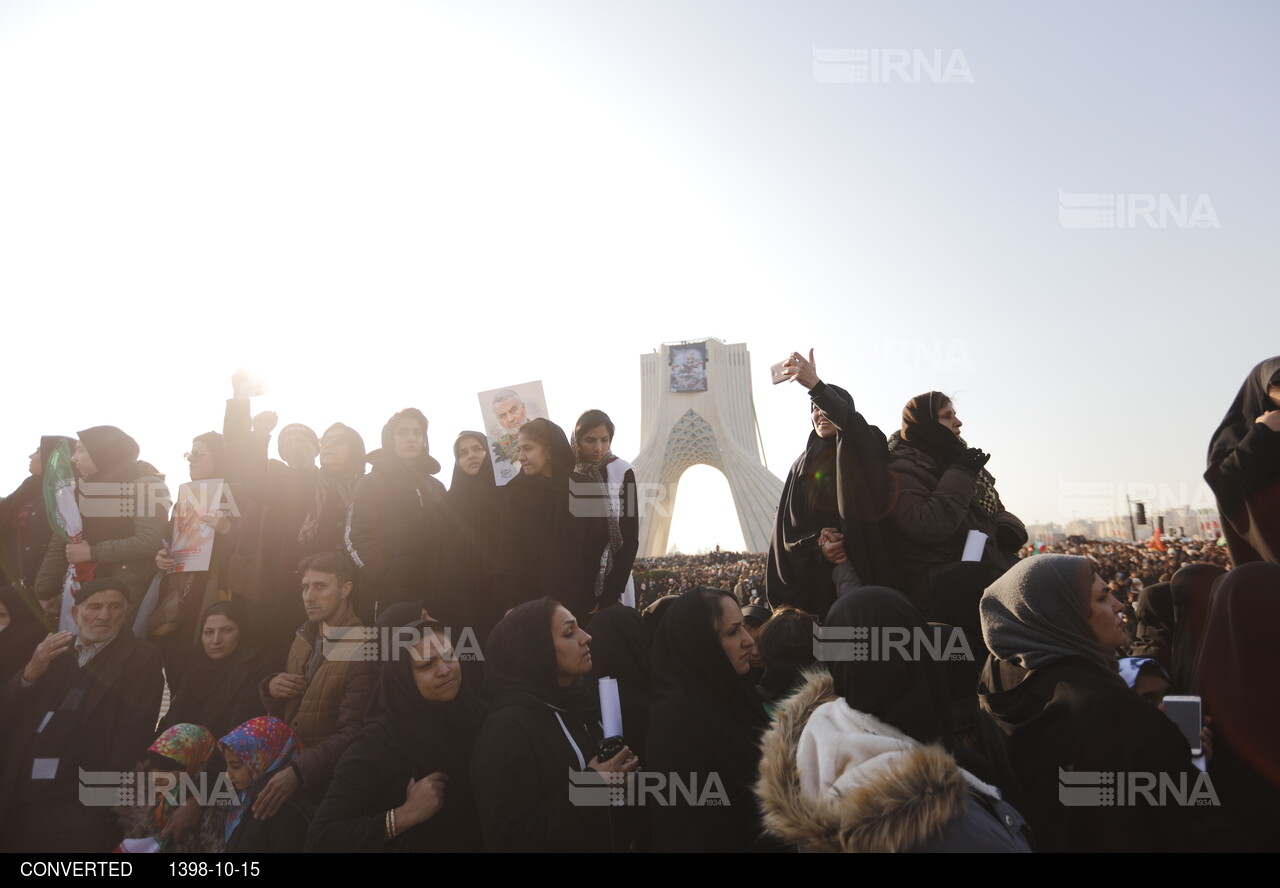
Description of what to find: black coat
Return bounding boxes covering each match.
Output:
[646,591,777,853]
[1205,356,1280,565]
[470,599,617,852]
[220,399,319,667]
[224,766,310,853]
[496,473,607,619]
[975,655,1225,853]
[345,454,447,616]
[307,618,488,853]
[470,698,615,852]
[157,647,271,742]
[766,382,897,617]
[0,476,51,591]
[0,631,164,852]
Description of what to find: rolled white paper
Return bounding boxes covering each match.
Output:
[961,529,988,562]
[598,676,623,738]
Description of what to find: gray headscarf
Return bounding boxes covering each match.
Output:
[980,554,1119,677]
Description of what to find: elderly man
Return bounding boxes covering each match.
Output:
[0,577,164,852]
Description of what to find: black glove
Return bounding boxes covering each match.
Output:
[953,447,991,473]
[996,522,1027,552]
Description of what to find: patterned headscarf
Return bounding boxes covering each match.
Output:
[149,723,215,773]
[146,724,215,845]
[218,717,302,841]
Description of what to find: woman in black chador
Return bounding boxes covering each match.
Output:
[767,350,896,618]
[1205,355,1280,565]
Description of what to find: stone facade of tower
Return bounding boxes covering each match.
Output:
[632,339,784,556]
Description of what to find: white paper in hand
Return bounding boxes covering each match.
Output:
[598,677,623,738]
[961,530,988,562]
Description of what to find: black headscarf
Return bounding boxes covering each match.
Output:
[505,418,575,485]
[368,619,488,770]
[498,421,604,617]
[0,585,48,683]
[823,587,953,745]
[76,425,141,478]
[900,391,967,466]
[449,431,494,493]
[1205,356,1280,564]
[585,603,653,753]
[768,383,896,611]
[378,408,441,478]
[641,594,678,644]
[1169,563,1226,694]
[165,602,271,740]
[650,589,768,732]
[1129,581,1174,675]
[483,598,597,722]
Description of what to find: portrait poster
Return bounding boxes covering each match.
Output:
[477,380,549,485]
[170,480,232,573]
[669,342,708,392]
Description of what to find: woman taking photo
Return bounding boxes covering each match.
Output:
[572,410,639,610]
[767,350,897,616]
[308,620,488,852]
[470,598,637,852]
[646,587,777,852]
[496,419,606,618]
[975,555,1221,852]
[1205,356,1280,564]
[887,392,1026,616]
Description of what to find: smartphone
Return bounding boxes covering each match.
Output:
[1162,695,1202,755]
[770,360,788,385]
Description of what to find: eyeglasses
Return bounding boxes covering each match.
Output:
[184,451,211,461]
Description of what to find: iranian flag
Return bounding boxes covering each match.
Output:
[43,439,95,631]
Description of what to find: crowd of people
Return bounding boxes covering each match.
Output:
[633,551,766,610]
[0,352,1275,854]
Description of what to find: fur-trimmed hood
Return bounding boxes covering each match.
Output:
[755,670,1002,853]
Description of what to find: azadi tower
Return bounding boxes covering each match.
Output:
[632,338,783,556]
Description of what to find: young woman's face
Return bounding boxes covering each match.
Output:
[28,449,40,477]
[392,420,425,461]
[1086,573,1128,649]
[455,436,487,476]
[811,404,837,438]
[411,631,462,702]
[186,440,217,482]
[718,596,756,676]
[1269,383,1280,409]
[936,402,962,437]
[222,749,253,792]
[577,425,612,465]
[551,605,592,685]
[201,614,241,660]
[518,434,551,477]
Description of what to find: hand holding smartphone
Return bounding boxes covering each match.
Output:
[1162,695,1203,755]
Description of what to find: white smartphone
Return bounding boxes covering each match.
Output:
[770,360,788,385]
[1162,695,1202,755]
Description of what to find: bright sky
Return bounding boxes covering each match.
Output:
[2,0,1275,553]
